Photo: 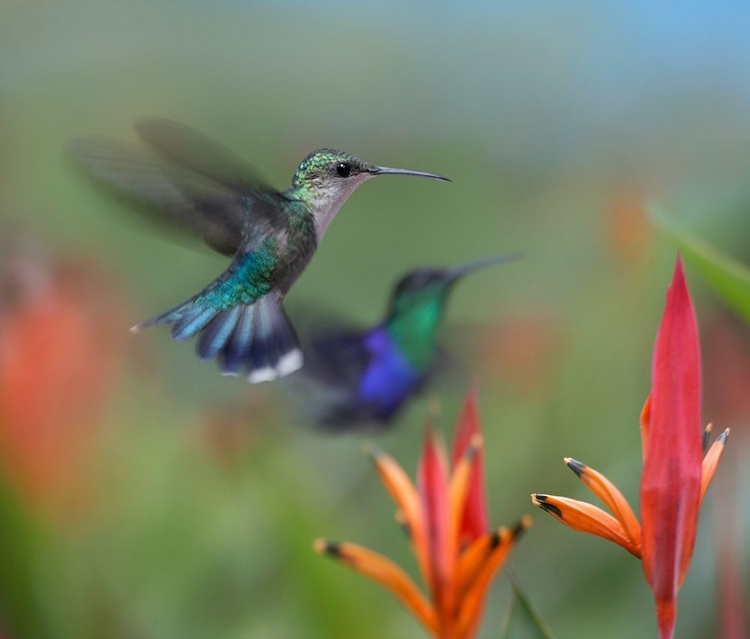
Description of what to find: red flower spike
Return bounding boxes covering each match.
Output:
[532,254,729,639]
[419,424,452,624]
[316,392,528,639]
[641,255,703,638]
[450,386,489,545]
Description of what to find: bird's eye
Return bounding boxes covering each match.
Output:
[335,162,352,178]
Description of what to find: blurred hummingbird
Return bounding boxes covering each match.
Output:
[295,254,519,428]
[68,119,449,382]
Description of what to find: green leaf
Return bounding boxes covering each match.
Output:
[0,480,49,639]
[651,205,750,324]
[500,567,556,639]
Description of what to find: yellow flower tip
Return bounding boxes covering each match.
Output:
[564,457,587,478]
[313,538,339,556]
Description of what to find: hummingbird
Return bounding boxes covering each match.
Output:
[294,254,519,429]
[68,119,449,382]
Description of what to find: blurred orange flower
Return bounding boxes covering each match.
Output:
[0,240,126,511]
[315,389,530,639]
[479,313,564,397]
[606,187,652,262]
[532,255,728,639]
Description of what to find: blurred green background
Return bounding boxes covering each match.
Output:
[1,2,749,638]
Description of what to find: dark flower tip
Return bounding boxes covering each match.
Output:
[702,424,712,453]
[394,511,411,538]
[531,494,563,518]
[489,531,501,549]
[717,428,730,444]
[564,457,587,478]
[465,433,484,461]
[513,515,533,537]
[364,444,389,463]
[362,443,376,458]
[313,539,341,557]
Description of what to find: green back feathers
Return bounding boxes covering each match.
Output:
[196,237,278,310]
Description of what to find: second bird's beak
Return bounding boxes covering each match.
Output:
[445,253,522,284]
[368,165,451,182]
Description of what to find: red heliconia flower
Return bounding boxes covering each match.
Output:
[532,255,728,639]
[0,242,126,511]
[450,385,489,546]
[315,389,531,639]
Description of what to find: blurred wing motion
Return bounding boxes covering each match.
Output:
[134,118,279,197]
[290,327,390,429]
[66,118,290,256]
[67,120,304,381]
[289,323,444,431]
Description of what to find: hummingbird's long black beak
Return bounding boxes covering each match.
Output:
[445,253,522,284]
[368,165,451,182]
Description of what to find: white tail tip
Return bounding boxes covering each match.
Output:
[247,349,303,384]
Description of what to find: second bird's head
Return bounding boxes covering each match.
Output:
[386,254,521,321]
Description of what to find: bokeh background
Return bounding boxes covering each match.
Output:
[2,2,749,638]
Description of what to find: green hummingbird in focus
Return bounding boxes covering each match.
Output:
[68,119,449,382]
[295,254,519,429]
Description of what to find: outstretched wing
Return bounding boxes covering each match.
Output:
[290,331,374,428]
[303,330,372,389]
[134,118,279,196]
[281,312,372,425]
[289,302,369,387]
[67,120,291,256]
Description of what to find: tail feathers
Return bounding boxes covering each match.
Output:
[130,300,197,334]
[172,307,217,341]
[197,306,241,360]
[132,295,303,383]
[246,296,303,383]
[220,305,255,375]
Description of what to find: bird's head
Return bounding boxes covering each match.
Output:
[291,149,449,238]
[387,254,521,321]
